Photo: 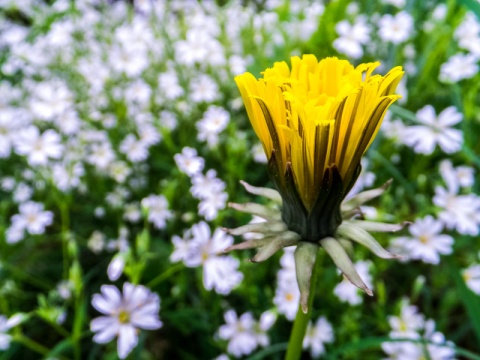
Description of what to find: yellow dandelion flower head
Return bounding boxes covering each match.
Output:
[235,55,403,240]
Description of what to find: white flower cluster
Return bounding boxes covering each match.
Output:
[390,159,480,264]
[0,0,479,358]
[175,146,228,221]
[441,12,480,82]
[217,309,276,358]
[382,300,455,359]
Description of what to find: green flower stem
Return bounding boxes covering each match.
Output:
[14,333,49,355]
[14,333,71,360]
[285,247,320,360]
[147,262,184,288]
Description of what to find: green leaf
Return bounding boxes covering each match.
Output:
[459,0,480,19]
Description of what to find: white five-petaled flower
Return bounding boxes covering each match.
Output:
[378,11,414,44]
[218,310,257,358]
[14,125,64,166]
[440,53,479,83]
[7,201,54,244]
[433,186,480,236]
[454,12,480,57]
[174,147,205,177]
[196,105,230,147]
[90,283,162,359]
[387,301,425,339]
[191,169,228,221]
[171,222,243,294]
[189,74,219,103]
[439,160,474,195]
[383,301,455,360]
[402,105,463,155]
[390,216,453,265]
[218,309,276,358]
[333,17,371,59]
[303,316,335,358]
[141,194,173,229]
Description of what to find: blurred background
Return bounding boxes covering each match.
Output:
[0,0,479,359]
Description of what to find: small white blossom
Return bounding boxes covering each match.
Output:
[14,126,64,166]
[88,231,106,254]
[388,301,425,339]
[190,74,219,103]
[158,70,184,100]
[378,11,414,44]
[173,222,242,294]
[391,216,453,265]
[196,105,230,147]
[8,201,54,243]
[174,147,205,177]
[120,134,149,162]
[303,316,335,358]
[191,169,225,198]
[333,17,371,59]
[107,255,126,281]
[454,13,480,57]
[141,195,173,229]
[218,309,276,358]
[440,53,478,82]
[88,143,116,170]
[433,186,480,236]
[90,283,162,359]
[218,310,257,358]
[383,302,455,360]
[402,105,463,155]
[28,80,73,121]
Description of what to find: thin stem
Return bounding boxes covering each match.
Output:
[284,248,320,360]
[14,334,49,355]
[14,333,71,360]
[147,262,184,288]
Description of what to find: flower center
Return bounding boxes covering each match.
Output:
[419,235,429,244]
[201,250,209,263]
[118,310,130,324]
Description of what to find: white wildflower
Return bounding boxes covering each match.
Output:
[90,283,162,359]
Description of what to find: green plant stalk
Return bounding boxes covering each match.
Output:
[147,262,184,288]
[284,247,320,360]
[14,333,72,360]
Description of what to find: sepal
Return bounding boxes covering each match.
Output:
[294,242,319,314]
[341,178,392,213]
[336,223,400,259]
[320,237,373,296]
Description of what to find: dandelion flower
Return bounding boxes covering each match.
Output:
[225,55,405,311]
